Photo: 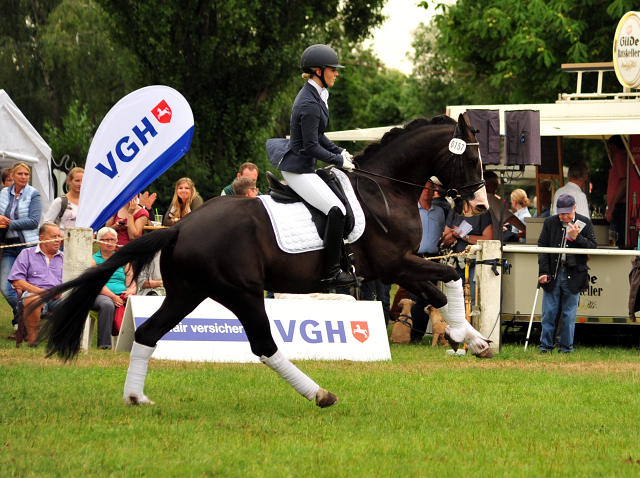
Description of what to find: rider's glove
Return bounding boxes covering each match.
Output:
[341,150,353,161]
[341,157,355,172]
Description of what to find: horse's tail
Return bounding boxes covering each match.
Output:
[40,227,181,361]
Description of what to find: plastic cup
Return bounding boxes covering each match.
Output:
[155,215,163,226]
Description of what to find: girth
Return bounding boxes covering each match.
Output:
[266,168,356,238]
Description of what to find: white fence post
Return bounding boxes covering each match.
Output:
[62,227,94,352]
[476,240,502,353]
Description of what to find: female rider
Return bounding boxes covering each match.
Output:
[267,44,357,288]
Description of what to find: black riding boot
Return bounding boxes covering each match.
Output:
[322,207,359,288]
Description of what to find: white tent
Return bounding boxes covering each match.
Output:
[0,89,54,216]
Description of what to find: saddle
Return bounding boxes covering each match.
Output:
[266,168,356,239]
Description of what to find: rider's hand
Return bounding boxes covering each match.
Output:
[341,150,353,161]
[342,157,355,172]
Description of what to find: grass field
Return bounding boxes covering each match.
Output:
[2,298,640,477]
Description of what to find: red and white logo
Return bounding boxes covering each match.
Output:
[627,24,633,36]
[152,100,172,124]
[351,321,369,343]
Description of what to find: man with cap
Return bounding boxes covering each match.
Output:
[537,194,597,353]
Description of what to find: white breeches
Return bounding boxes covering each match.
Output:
[281,171,346,215]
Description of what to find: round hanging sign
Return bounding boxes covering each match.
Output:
[613,11,640,89]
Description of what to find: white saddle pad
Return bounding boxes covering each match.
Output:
[258,169,366,254]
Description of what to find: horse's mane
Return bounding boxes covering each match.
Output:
[354,115,456,163]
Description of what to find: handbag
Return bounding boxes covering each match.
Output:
[111,294,127,336]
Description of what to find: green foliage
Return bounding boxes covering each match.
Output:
[420,0,637,103]
[95,0,386,199]
[43,100,94,164]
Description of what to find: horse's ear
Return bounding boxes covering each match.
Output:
[458,112,471,135]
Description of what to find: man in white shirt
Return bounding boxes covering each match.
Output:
[551,160,590,217]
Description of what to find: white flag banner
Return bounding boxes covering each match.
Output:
[76,85,194,230]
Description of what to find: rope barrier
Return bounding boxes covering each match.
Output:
[0,238,122,249]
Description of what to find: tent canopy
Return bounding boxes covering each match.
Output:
[325,98,640,142]
[0,90,54,216]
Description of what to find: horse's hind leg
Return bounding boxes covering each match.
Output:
[222,293,338,408]
[123,297,201,406]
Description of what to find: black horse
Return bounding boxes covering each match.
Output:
[39,113,489,408]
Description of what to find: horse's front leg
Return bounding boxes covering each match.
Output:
[393,255,493,359]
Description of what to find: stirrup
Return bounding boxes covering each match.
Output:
[322,269,361,288]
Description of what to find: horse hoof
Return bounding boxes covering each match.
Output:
[315,388,339,408]
[474,348,494,359]
[125,394,156,406]
[443,330,460,352]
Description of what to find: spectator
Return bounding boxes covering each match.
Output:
[0,162,42,329]
[408,179,446,342]
[106,196,149,246]
[551,160,589,217]
[429,176,451,218]
[605,136,626,247]
[534,180,553,218]
[221,163,260,196]
[163,178,203,226]
[137,252,164,296]
[232,177,259,197]
[484,171,526,242]
[510,189,531,240]
[43,167,84,239]
[138,191,158,222]
[442,208,492,306]
[538,194,597,353]
[91,227,137,349]
[8,222,64,347]
[1,168,13,189]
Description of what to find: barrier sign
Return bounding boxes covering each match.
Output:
[116,297,391,362]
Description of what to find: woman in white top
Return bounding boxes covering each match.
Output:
[510,189,531,239]
[44,167,84,235]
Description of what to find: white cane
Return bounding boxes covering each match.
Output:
[524,282,542,352]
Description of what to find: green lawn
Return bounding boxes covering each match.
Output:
[2,297,640,477]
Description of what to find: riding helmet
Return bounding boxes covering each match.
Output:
[300,44,345,73]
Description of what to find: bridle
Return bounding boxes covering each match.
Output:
[343,126,485,233]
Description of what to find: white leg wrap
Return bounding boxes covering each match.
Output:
[439,279,487,345]
[261,350,319,401]
[123,342,156,405]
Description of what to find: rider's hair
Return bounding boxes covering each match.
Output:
[301,68,320,80]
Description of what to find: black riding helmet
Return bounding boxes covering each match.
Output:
[300,44,345,88]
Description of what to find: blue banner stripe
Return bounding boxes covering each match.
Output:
[90,126,194,231]
[135,316,249,342]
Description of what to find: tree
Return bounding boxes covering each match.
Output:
[0,0,143,162]
[420,0,637,104]
[95,0,386,198]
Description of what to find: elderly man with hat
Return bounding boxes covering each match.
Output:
[537,194,597,353]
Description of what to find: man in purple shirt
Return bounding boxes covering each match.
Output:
[8,222,64,347]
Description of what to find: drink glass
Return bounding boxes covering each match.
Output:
[609,230,618,246]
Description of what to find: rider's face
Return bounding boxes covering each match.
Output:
[316,67,339,87]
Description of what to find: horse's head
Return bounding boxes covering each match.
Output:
[432,112,488,216]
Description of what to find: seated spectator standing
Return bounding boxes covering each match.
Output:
[105,196,149,247]
[1,168,13,189]
[232,177,259,197]
[91,227,137,349]
[137,252,165,296]
[442,208,492,306]
[408,179,446,341]
[0,162,42,332]
[8,222,64,347]
[221,162,260,196]
[164,178,203,226]
[44,167,84,243]
[551,160,590,217]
